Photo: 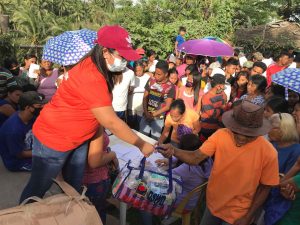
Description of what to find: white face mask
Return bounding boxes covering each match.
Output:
[107,55,127,72]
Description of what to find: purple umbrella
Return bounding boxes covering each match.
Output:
[177,39,234,57]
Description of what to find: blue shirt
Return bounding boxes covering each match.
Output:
[176,35,185,47]
[275,143,300,173]
[0,112,34,171]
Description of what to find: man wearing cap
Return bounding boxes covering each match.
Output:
[200,74,227,142]
[204,68,232,102]
[158,100,279,225]
[0,91,44,172]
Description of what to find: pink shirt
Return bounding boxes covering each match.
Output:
[82,132,110,184]
[37,68,59,101]
[178,86,204,111]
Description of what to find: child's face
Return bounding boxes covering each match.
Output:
[288,91,299,106]
[247,81,258,95]
[264,106,274,119]
[237,75,248,87]
[179,31,186,36]
[169,73,178,85]
[170,108,184,122]
[154,68,167,83]
[149,55,156,62]
[135,65,144,77]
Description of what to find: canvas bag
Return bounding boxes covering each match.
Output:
[112,157,182,216]
[0,179,103,225]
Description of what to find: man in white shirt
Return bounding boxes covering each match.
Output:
[112,68,135,121]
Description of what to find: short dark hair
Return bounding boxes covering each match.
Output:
[250,74,267,94]
[279,51,290,58]
[179,26,186,32]
[170,99,186,114]
[168,67,178,75]
[266,96,289,114]
[155,60,169,74]
[3,58,18,70]
[179,133,201,151]
[7,85,23,93]
[24,54,37,60]
[185,64,197,72]
[226,57,239,66]
[146,50,156,58]
[270,84,285,98]
[211,74,226,88]
[134,60,145,70]
[253,61,267,73]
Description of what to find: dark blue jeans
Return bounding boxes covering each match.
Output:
[20,135,88,203]
[116,111,126,121]
[85,179,111,224]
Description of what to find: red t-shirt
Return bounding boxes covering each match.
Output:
[33,57,112,151]
[266,64,286,86]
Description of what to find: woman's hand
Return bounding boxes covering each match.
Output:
[139,141,155,157]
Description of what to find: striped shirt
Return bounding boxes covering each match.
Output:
[200,91,227,136]
[0,68,17,99]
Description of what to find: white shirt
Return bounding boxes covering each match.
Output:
[148,60,158,73]
[289,62,297,68]
[112,68,135,112]
[262,58,274,77]
[128,73,150,116]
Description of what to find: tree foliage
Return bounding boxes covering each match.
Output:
[0,0,299,61]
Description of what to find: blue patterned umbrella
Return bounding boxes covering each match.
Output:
[272,68,300,94]
[42,29,97,66]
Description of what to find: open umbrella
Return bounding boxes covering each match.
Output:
[177,39,234,57]
[203,36,231,46]
[42,29,97,66]
[272,68,300,94]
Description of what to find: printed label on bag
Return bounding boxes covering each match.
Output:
[136,182,148,197]
[147,191,166,206]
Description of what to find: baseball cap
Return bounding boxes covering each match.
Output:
[211,73,226,84]
[19,91,45,109]
[253,52,264,61]
[243,61,254,69]
[95,25,141,61]
[136,48,145,55]
[208,61,221,70]
[210,68,225,77]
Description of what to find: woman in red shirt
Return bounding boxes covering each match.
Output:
[20,25,154,202]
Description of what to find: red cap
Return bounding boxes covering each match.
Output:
[136,48,145,55]
[95,25,141,61]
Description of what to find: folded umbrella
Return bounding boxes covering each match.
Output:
[42,29,97,66]
[272,68,300,94]
[177,39,234,57]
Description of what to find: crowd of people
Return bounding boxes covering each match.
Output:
[0,25,300,225]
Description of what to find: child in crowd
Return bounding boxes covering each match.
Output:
[158,99,200,146]
[128,61,150,130]
[83,126,118,224]
[145,50,158,74]
[287,90,300,114]
[264,96,289,119]
[0,85,23,127]
[174,26,186,56]
[177,70,203,113]
[227,71,249,109]
[200,74,227,142]
[168,68,181,97]
[240,74,267,105]
[139,60,175,140]
[140,133,212,225]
